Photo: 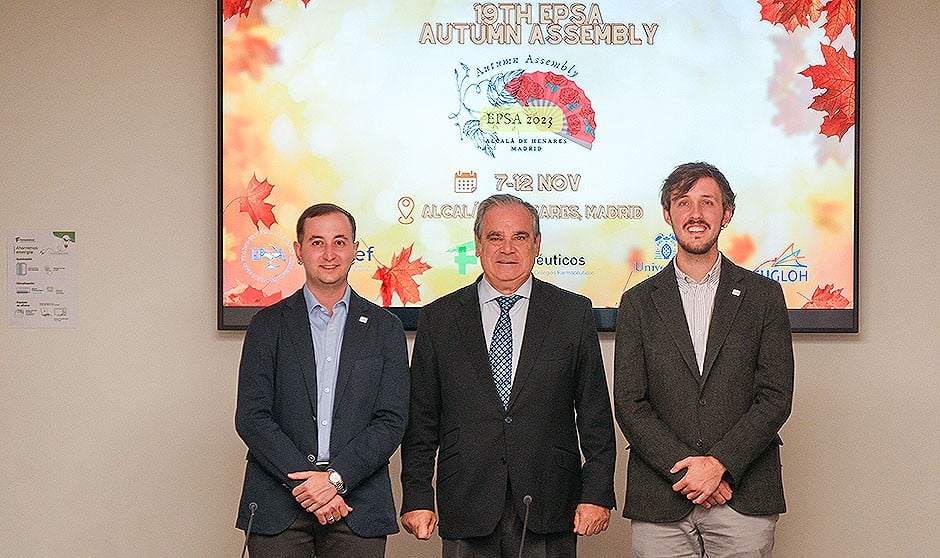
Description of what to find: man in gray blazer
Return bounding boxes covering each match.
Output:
[614,162,794,557]
[235,203,409,557]
[401,194,616,558]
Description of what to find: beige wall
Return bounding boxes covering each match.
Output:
[1,2,937,557]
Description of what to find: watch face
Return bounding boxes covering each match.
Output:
[329,471,341,484]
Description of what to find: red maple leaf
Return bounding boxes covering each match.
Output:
[223,283,282,306]
[222,0,253,21]
[801,284,851,309]
[758,0,822,32]
[800,44,855,139]
[235,174,278,230]
[372,244,431,307]
[822,0,856,42]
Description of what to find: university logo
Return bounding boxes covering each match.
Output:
[653,232,678,262]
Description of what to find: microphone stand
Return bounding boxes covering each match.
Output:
[518,495,532,558]
[241,502,257,558]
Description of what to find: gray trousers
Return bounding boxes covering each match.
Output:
[631,505,778,558]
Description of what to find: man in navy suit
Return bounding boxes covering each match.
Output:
[400,194,617,558]
[615,162,794,557]
[235,203,410,557]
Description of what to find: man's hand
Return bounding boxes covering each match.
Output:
[573,503,610,536]
[288,470,337,513]
[670,455,727,506]
[312,494,353,525]
[700,479,733,509]
[401,509,437,540]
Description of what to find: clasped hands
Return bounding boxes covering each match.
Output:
[401,503,611,540]
[288,470,353,525]
[670,455,732,509]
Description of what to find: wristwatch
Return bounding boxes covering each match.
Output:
[327,468,347,495]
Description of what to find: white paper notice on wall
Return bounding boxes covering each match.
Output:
[8,230,77,328]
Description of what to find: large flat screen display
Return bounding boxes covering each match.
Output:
[219,0,858,332]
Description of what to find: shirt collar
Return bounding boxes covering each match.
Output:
[478,274,533,304]
[674,253,722,286]
[302,283,351,315]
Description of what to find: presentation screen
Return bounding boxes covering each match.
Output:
[219,0,858,333]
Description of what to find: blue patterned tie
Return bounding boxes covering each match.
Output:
[489,295,521,409]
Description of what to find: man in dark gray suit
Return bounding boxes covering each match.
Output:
[235,203,409,557]
[400,194,616,558]
[614,162,794,557]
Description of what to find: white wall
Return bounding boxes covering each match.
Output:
[1,2,937,557]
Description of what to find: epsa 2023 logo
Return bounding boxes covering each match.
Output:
[451,65,597,158]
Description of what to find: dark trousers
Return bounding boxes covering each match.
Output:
[442,495,577,558]
[248,512,386,558]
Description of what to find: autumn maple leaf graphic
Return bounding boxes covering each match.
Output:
[222,0,253,21]
[801,284,851,309]
[800,44,856,139]
[821,0,857,42]
[229,174,278,230]
[759,0,857,140]
[758,0,823,32]
[223,283,282,307]
[372,244,431,307]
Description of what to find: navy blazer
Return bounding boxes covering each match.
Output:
[401,277,617,539]
[614,257,794,522]
[235,288,410,537]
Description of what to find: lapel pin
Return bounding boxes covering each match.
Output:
[731,289,741,297]
[359,316,368,323]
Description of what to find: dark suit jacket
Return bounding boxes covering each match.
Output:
[235,288,410,537]
[614,257,794,522]
[400,276,617,539]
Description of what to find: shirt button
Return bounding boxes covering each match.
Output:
[326,356,333,362]
[321,420,328,426]
[324,388,330,393]
[504,416,512,424]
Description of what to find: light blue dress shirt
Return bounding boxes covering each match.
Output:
[302,284,351,463]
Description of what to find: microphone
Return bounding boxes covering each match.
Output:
[241,502,258,558]
[518,495,532,558]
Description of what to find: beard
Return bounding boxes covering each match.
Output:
[675,221,721,255]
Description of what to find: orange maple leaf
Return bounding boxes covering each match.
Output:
[801,284,851,309]
[223,283,282,307]
[372,244,431,307]
[821,0,856,42]
[235,174,278,230]
[223,31,278,82]
[222,0,253,21]
[800,44,855,139]
[758,0,823,32]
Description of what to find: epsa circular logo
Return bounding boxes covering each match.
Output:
[241,230,294,284]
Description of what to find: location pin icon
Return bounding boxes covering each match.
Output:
[398,196,415,225]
